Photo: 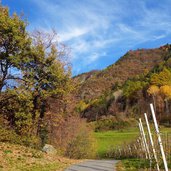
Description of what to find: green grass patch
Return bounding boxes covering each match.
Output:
[116,158,152,171]
[94,126,171,158]
[116,158,171,171]
[94,127,139,158]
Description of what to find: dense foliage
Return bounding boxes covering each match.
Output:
[122,45,171,123]
[0,6,72,147]
[0,5,97,160]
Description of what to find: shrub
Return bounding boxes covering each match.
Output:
[94,116,131,132]
[48,115,97,159]
[0,127,21,144]
[65,128,96,159]
[0,127,40,148]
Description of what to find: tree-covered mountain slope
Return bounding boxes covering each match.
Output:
[71,44,171,123]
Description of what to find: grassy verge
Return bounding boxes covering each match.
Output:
[0,142,79,171]
[116,158,171,171]
[116,159,152,171]
[114,126,171,170]
[94,127,139,158]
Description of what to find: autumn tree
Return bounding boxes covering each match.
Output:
[150,68,171,86]
[22,30,72,137]
[147,85,159,111]
[0,5,73,146]
[123,80,147,98]
[160,85,171,114]
[0,6,31,92]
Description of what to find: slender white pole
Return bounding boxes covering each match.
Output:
[139,122,148,159]
[150,103,168,171]
[144,113,160,171]
[139,118,151,160]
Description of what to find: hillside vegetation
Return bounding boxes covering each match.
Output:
[72,44,171,126]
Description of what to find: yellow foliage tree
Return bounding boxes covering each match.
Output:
[160,85,171,99]
[151,68,171,86]
[160,85,171,114]
[147,85,160,95]
[147,85,160,111]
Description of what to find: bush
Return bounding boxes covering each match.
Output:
[65,128,96,159]
[0,127,21,144]
[0,127,40,148]
[94,116,131,132]
[48,116,97,159]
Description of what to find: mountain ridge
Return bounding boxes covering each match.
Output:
[74,45,167,100]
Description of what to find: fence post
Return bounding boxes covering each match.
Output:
[144,113,160,171]
[150,103,168,171]
[139,118,151,160]
[139,122,148,159]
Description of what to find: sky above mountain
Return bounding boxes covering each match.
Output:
[2,0,171,75]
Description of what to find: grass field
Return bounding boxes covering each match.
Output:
[94,127,139,158]
[95,126,171,170]
[94,125,171,158]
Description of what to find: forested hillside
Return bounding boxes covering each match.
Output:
[71,44,171,127]
[74,47,165,99]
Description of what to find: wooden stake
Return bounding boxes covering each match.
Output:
[150,103,168,171]
[144,113,160,171]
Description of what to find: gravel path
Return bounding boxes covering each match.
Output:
[65,160,118,171]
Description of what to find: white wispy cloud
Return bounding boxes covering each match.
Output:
[28,0,171,75]
[59,27,89,42]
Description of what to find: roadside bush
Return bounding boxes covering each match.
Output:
[65,127,96,159]
[48,115,97,159]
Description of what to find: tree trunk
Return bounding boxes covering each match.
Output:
[152,95,156,112]
[165,99,169,114]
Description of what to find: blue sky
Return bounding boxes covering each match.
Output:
[2,0,171,75]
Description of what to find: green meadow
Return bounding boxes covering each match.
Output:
[94,126,171,158]
[94,127,139,158]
